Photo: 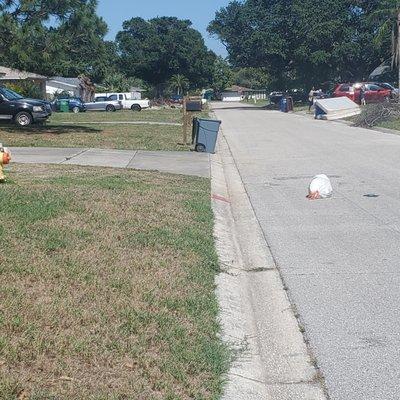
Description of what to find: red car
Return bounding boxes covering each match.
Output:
[333,83,392,104]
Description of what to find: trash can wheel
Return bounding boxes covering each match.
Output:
[195,143,206,152]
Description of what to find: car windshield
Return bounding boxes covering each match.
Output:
[0,87,24,100]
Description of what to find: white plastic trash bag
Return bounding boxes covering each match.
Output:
[307,174,333,200]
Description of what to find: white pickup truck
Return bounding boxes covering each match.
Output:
[95,92,150,112]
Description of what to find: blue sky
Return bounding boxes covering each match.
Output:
[97,0,230,56]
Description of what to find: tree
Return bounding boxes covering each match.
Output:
[169,74,189,95]
[208,0,387,89]
[116,17,216,93]
[211,56,234,94]
[369,0,400,95]
[101,72,146,93]
[0,0,113,81]
[233,67,270,89]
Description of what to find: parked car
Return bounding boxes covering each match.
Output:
[84,96,122,112]
[0,86,51,126]
[170,94,184,104]
[96,92,150,111]
[374,82,399,99]
[51,97,86,113]
[333,83,392,104]
[269,89,309,105]
[288,88,308,103]
[269,91,284,105]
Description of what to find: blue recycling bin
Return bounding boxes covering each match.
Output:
[192,118,222,153]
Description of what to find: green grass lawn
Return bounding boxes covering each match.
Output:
[0,109,209,151]
[241,98,310,112]
[0,164,229,399]
[51,108,183,124]
[378,118,400,131]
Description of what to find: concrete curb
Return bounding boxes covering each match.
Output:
[211,131,328,399]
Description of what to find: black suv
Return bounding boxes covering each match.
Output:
[0,86,52,126]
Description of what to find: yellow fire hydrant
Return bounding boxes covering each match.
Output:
[0,144,11,183]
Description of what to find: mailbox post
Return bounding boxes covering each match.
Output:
[182,96,202,145]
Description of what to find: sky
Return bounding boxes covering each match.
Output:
[97,0,230,57]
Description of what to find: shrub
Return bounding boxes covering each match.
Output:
[3,81,43,99]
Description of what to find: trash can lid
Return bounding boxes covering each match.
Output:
[197,118,222,123]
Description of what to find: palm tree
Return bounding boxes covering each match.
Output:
[370,1,400,99]
[169,74,189,96]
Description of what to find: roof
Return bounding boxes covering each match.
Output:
[130,86,145,92]
[224,85,253,93]
[0,66,47,80]
[50,77,80,87]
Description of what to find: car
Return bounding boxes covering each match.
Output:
[84,96,122,112]
[333,82,392,104]
[269,91,284,105]
[374,82,399,99]
[288,88,308,103]
[51,97,86,113]
[0,86,52,126]
[170,94,183,104]
[269,89,309,105]
[96,92,150,111]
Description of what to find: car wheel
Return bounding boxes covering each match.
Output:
[72,106,80,114]
[195,143,206,153]
[106,105,115,112]
[15,111,33,127]
[131,104,142,112]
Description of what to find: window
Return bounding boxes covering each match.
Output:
[119,94,124,100]
[340,85,350,92]
[0,87,23,100]
[368,84,382,91]
[108,95,117,101]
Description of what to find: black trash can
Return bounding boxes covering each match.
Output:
[192,117,222,153]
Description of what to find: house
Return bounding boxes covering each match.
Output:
[221,85,253,102]
[129,87,146,100]
[0,66,47,97]
[46,77,81,98]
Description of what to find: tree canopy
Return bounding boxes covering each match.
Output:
[208,0,391,89]
[0,0,113,81]
[116,17,216,91]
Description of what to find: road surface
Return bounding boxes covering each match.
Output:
[212,102,400,400]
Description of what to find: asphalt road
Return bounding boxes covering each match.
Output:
[212,102,400,400]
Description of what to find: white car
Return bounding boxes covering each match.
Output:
[96,92,150,111]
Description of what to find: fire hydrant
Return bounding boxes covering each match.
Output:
[0,144,11,182]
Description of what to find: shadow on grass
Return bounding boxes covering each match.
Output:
[0,122,101,135]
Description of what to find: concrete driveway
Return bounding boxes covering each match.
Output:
[212,102,400,400]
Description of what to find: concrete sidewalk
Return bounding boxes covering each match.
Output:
[10,147,210,178]
[59,121,182,126]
